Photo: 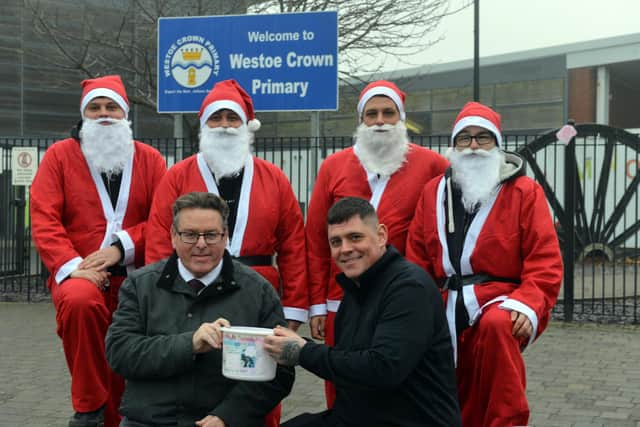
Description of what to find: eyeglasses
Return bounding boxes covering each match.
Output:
[176,230,225,245]
[454,132,495,147]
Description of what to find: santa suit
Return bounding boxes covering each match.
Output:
[145,153,308,322]
[30,138,166,427]
[305,143,448,406]
[406,152,562,427]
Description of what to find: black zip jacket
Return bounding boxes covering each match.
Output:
[299,246,461,426]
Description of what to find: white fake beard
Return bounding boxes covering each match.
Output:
[354,121,409,176]
[80,118,134,175]
[447,146,504,213]
[199,125,252,179]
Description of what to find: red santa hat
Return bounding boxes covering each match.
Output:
[357,80,406,123]
[198,79,261,131]
[451,101,503,147]
[80,75,130,118]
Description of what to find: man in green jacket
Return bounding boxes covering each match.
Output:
[106,192,294,427]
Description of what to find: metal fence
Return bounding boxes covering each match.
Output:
[1,126,639,323]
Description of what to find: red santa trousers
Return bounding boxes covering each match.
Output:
[322,311,338,409]
[50,277,125,427]
[456,304,529,427]
[264,405,281,427]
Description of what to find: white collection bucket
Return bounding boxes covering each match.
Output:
[220,326,277,382]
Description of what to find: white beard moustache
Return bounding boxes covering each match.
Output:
[199,125,252,179]
[447,146,504,213]
[354,121,409,176]
[80,118,134,175]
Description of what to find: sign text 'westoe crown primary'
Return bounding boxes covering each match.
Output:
[157,11,338,113]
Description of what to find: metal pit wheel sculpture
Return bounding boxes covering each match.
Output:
[517,124,640,262]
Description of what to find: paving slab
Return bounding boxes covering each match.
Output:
[1,302,639,426]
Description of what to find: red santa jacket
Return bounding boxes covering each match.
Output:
[30,138,167,288]
[406,152,562,353]
[145,153,308,322]
[305,143,448,316]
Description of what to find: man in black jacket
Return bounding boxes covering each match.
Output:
[264,197,460,427]
[106,192,294,427]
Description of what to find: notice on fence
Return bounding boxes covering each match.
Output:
[11,147,38,186]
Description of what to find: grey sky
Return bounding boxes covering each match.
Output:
[372,0,640,71]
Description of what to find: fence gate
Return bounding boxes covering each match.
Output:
[0,141,46,300]
[0,157,27,276]
[517,124,640,323]
[1,132,638,322]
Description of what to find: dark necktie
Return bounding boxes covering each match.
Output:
[188,279,205,294]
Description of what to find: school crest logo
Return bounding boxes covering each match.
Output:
[163,36,220,88]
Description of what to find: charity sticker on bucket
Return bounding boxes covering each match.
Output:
[220,326,277,382]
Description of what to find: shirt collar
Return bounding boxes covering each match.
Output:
[177,258,223,287]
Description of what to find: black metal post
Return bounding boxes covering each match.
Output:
[563,120,576,321]
[473,0,480,101]
[14,188,26,276]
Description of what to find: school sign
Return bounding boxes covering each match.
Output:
[157,11,338,113]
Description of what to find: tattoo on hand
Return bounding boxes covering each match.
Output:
[278,340,301,366]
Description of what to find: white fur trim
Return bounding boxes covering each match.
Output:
[114,230,135,265]
[451,116,502,147]
[55,257,83,285]
[435,177,456,278]
[227,155,253,256]
[309,304,327,317]
[499,299,539,349]
[85,148,134,255]
[368,172,390,208]
[463,285,482,325]
[460,186,502,275]
[326,299,341,312]
[283,307,309,323]
[247,118,261,132]
[445,290,458,364]
[200,100,247,128]
[357,86,406,122]
[196,152,218,195]
[196,153,253,257]
[81,88,129,118]
[352,146,392,208]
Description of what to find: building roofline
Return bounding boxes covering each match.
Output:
[351,32,640,83]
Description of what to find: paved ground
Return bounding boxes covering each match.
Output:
[1,302,639,427]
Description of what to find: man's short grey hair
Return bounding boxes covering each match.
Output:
[172,192,229,230]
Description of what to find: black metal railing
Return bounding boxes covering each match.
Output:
[1,128,638,324]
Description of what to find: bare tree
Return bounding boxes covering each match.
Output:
[24,0,468,111]
[251,0,467,85]
[24,0,248,110]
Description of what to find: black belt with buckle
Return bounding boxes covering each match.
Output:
[440,273,520,336]
[233,255,273,266]
[107,264,128,277]
[439,274,520,291]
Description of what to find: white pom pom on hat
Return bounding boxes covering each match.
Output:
[247,118,261,132]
